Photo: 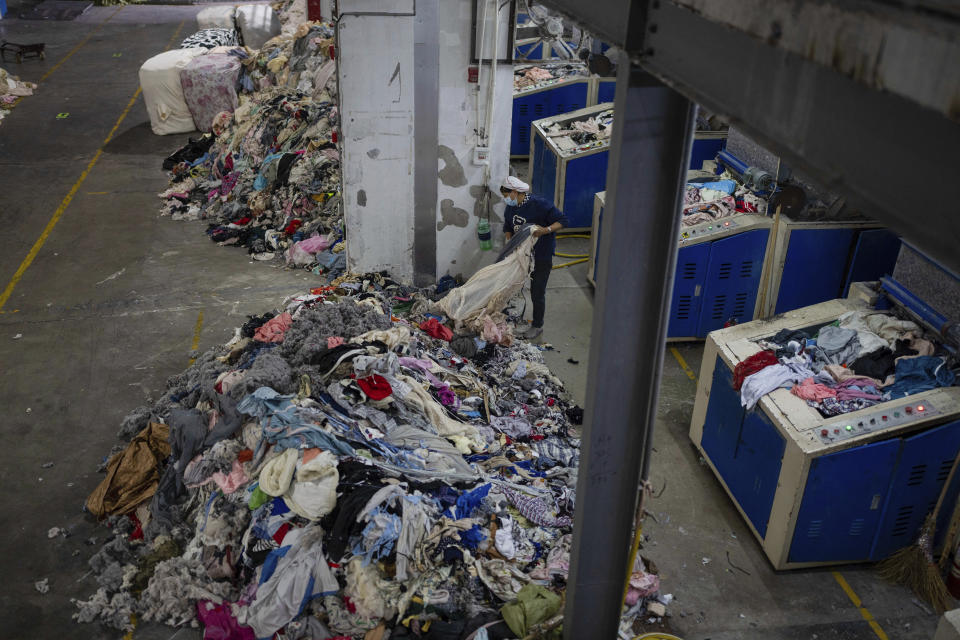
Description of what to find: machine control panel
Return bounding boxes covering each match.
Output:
[679,217,740,243]
[817,401,941,444]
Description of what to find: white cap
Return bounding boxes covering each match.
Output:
[501,176,530,193]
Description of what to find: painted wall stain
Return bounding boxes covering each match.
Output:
[438,145,467,187]
[366,148,381,159]
[470,184,502,223]
[357,189,367,207]
[437,198,469,230]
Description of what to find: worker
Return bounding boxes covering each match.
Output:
[500,176,569,340]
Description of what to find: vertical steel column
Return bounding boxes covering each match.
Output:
[564,58,695,639]
[413,0,439,287]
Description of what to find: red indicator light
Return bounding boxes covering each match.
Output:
[918,405,925,412]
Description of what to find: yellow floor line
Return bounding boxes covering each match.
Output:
[670,346,697,382]
[187,310,205,365]
[0,20,186,312]
[40,5,126,83]
[832,571,890,640]
[7,5,124,110]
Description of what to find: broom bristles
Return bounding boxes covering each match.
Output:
[877,514,953,612]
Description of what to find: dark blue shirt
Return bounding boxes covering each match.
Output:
[502,194,569,263]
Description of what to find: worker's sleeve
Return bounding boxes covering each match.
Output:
[546,202,569,228]
[502,211,513,234]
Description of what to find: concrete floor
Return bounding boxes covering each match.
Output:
[0,6,945,639]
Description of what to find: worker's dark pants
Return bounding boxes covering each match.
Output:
[531,261,551,328]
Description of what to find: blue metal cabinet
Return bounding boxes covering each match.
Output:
[789,439,900,563]
[530,135,557,202]
[561,151,609,228]
[843,229,902,297]
[774,228,856,314]
[511,81,589,156]
[731,410,786,537]
[668,243,710,338]
[701,359,747,486]
[696,229,768,337]
[700,358,785,538]
[689,136,726,171]
[871,420,960,560]
[596,78,616,103]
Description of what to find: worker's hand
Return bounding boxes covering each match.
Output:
[532,226,549,238]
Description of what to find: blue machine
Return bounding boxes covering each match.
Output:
[514,38,545,60]
[587,191,605,286]
[763,218,901,317]
[669,221,772,339]
[690,254,960,568]
[588,188,772,339]
[511,72,590,157]
[529,103,612,229]
[594,77,616,104]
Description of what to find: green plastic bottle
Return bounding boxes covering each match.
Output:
[477,218,492,251]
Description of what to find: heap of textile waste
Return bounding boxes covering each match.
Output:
[682,179,767,227]
[512,63,587,93]
[0,66,37,126]
[736,309,958,414]
[73,270,671,637]
[156,21,344,276]
[537,108,612,156]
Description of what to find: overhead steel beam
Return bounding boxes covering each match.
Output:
[639,0,960,274]
[564,57,695,640]
[536,0,960,273]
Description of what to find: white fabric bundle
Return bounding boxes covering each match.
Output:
[139,48,206,135]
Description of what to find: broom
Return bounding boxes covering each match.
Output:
[877,447,960,612]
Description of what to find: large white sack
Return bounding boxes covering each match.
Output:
[139,48,206,135]
[437,227,538,324]
[196,5,236,30]
[236,4,281,50]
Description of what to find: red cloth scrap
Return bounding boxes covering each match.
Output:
[357,375,393,401]
[732,350,779,391]
[419,317,453,341]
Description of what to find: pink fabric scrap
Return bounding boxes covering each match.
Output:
[327,336,345,348]
[625,570,660,606]
[791,377,838,402]
[295,234,330,254]
[196,600,255,640]
[211,460,249,494]
[481,315,513,346]
[254,312,293,343]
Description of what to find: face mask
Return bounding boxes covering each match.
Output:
[504,196,518,207]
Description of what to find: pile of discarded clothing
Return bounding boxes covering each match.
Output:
[682,179,767,226]
[72,271,668,637]
[737,309,957,415]
[538,108,613,156]
[512,63,587,93]
[0,66,36,126]
[156,22,343,275]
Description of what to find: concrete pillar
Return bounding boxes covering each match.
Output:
[337,0,513,284]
